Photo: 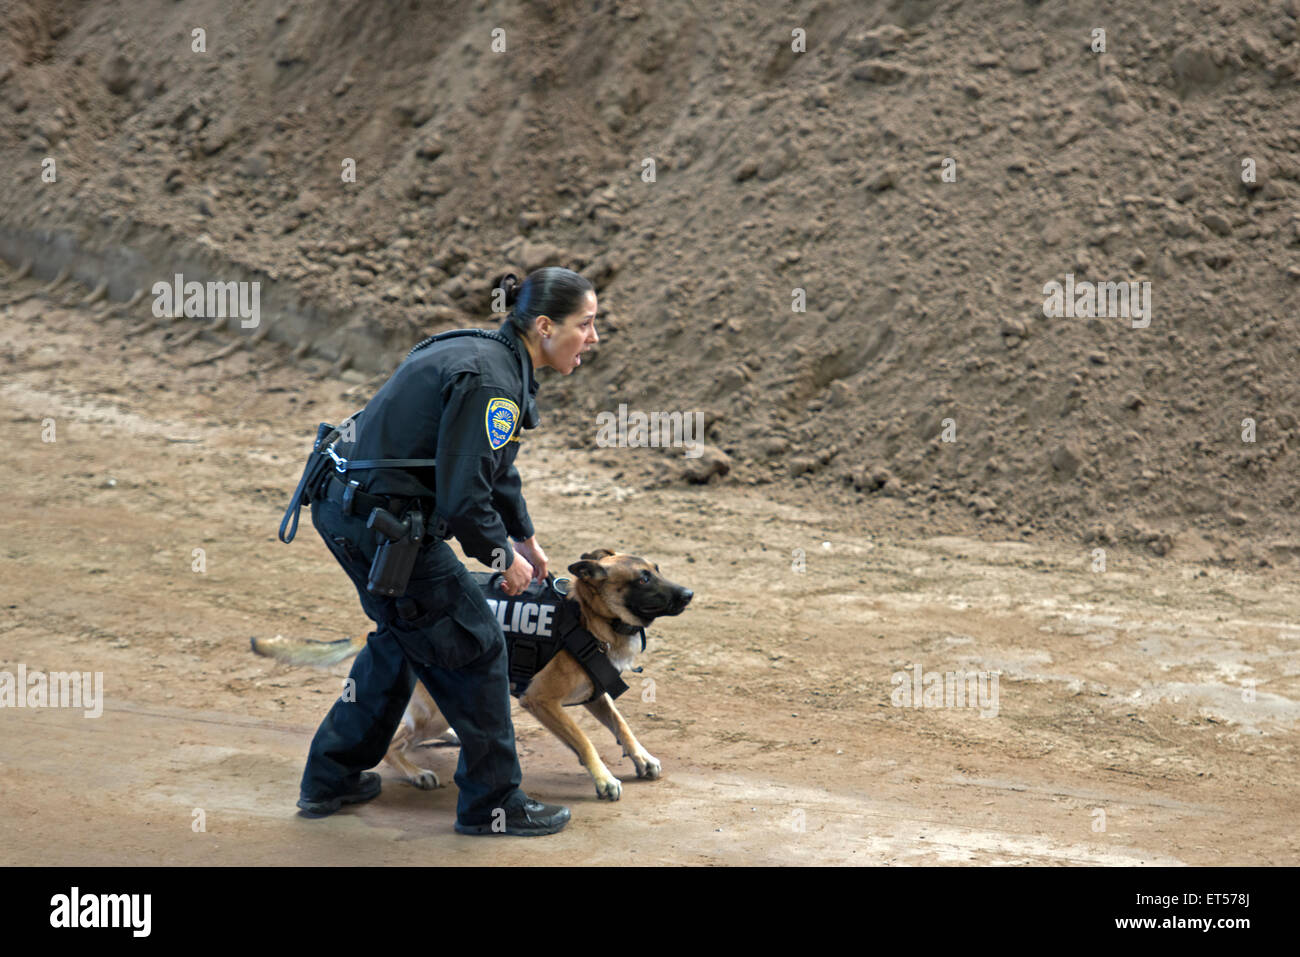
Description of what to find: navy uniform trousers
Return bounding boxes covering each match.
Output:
[299,492,525,825]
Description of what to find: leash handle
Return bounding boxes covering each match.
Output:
[488,571,567,597]
[278,422,335,544]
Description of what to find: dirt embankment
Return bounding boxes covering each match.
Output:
[1,0,1299,562]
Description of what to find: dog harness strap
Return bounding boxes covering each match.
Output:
[552,602,629,702]
[563,628,629,702]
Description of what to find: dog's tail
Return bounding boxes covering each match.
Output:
[249,633,365,667]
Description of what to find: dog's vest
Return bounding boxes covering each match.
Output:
[469,572,644,704]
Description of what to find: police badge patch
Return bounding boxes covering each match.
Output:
[485,397,519,450]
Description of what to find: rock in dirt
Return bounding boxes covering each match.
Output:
[851,60,913,84]
[1171,44,1225,93]
[681,446,731,484]
[100,53,133,95]
[1051,443,1082,477]
[521,241,564,272]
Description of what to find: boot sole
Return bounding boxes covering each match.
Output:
[454,817,570,837]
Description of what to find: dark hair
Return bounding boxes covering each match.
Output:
[495,267,594,337]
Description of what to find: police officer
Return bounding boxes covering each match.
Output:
[294,266,599,836]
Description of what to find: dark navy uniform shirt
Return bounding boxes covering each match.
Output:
[347,318,539,570]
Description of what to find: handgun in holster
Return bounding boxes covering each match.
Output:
[366,506,424,597]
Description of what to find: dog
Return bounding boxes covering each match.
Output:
[253,549,693,801]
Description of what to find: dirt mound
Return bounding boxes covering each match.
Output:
[3,0,1299,560]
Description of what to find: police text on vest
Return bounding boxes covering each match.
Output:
[485,598,555,636]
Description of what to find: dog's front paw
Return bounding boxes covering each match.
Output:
[632,752,661,780]
[594,775,623,801]
[410,769,441,790]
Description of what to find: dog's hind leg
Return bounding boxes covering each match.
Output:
[583,693,661,780]
[383,686,448,790]
[385,723,440,789]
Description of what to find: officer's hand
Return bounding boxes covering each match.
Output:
[512,536,549,583]
[503,551,534,596]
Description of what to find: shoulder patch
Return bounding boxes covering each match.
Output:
[485,397,519,450]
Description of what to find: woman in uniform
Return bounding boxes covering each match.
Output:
[296,266,598,836]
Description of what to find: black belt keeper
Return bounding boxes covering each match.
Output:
[341,479,361,516]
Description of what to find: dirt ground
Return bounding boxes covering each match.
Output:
[1,289,1297,866]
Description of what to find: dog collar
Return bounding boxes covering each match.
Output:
[612,620,647,651]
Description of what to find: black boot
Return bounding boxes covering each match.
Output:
[297,771,383,817]
[454,796,571,836]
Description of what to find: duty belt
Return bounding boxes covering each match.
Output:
[321,471,391,518]
[320,472,448,539]
[278,418,441,544]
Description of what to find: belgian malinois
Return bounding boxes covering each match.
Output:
[254,549,693,801]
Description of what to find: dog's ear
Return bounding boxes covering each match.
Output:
[579,548,616,561]
[568,560,609,581]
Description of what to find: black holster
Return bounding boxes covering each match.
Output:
[366,507,424,598]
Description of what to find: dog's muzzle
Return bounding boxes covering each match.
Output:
[634,588,694,620]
